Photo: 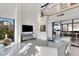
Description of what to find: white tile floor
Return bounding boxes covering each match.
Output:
[0,39,79,56]
[22,39,79,56]
[70,46,79,56]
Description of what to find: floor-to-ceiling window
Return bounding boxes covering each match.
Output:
[61,20,72,37]
[0,17,15,41]
[52,18,79,46]
[72,19,79,44]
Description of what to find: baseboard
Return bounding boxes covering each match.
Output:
[71,44,79,48]
[21,38,36,42]
[47,39,55,42]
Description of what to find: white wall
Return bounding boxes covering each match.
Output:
[0,3,15,18]
[20,3,41,38]
[0,3,22,43]
[37,16,47,40]
[20,3,48,40]
[47,6,79,39]
[15,3,41,42]
[0,3,45,43]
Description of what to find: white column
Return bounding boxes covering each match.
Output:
[14,4,21,44]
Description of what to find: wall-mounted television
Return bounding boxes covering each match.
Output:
[22,25,33,32]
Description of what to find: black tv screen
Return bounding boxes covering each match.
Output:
[22,25,33,32]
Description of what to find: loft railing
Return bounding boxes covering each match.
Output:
[41,3,79,16]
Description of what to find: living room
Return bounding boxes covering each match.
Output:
[0,3,79,56]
